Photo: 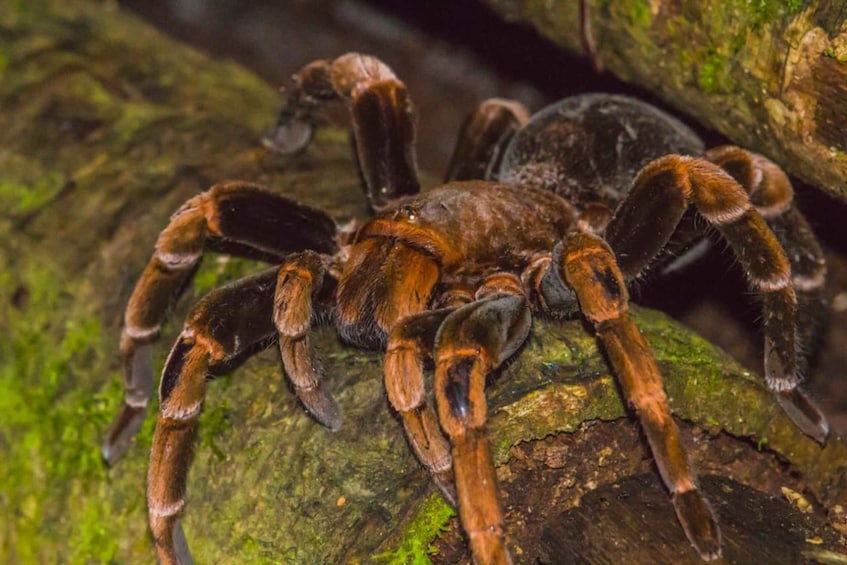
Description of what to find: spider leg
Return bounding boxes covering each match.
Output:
[560,232,721,561]
[434,274,532,565]
[706,147,829,441]
[604,155,828,443]
[445,98,529,182]
[268,53,420,209]
[706,146,828,357]
[274,250,341,430]
[103,182,337,465]
[147,269,279,565]
[385,307,458,504]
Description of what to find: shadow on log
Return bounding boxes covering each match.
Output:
[0,2,845,563]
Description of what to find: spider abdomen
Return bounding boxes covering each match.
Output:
[498,94,705,210]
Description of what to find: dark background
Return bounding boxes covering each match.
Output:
[120,0,847,434]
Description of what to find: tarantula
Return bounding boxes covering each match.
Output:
[102,53,829,564]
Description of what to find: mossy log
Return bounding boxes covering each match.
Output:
[483,0,847,202]
[0,2,845,563]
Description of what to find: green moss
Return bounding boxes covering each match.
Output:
[0,173,65,214]
[198,379,233,461]
[111,100,177,144]
[626,0,652,27]
[0,259,125,563]
[741,0,803,27]
[373,494,455,564]
[696,51,732,94]
[192,256,266,296]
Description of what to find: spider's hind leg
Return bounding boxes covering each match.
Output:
[707,147,829,441]
[707,147,828,359]
[605,155,828,443]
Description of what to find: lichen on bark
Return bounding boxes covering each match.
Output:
[1,2,845,563]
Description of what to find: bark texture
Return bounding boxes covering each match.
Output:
[484,0,847,202]
[0,2,845,563]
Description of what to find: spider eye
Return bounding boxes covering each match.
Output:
[400,205,417,221]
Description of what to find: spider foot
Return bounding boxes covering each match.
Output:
[673,489,722,561]
[150,513,194,565]
[297,382,342,432]
[775,387,829,445]
[103,337,155,466]
[469,527,513,565]
[171,521,194,565]
[431,470,458,508]
[101,403,147,466]
[263,106,314,155]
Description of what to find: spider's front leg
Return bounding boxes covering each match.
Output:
[103,182,337,465]
[605,156,829,443]
[433,274,532,565]
[445,98,529,182]
[267,52,420,209]
[146,269,279,565]
[560,232,721,560]
[385,307,458,503]
[274,250,341,430]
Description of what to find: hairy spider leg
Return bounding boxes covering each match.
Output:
[103,181,337,465]
[384,307,458,504]
[604,155,828,443]
[560,232,722,561]
[275,250,342,430]
[271,53,420,209]
[434,273,532,565]
[706,147,830,438]
[445,98,529,182]
[147,269,280,565]
[707,146,828,351]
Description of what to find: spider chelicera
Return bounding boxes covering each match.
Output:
[103,53,828,564]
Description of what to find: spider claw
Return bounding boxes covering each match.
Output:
[171,521,195,565]
[298,385,342,432]
[431,471,458,508]
[775,388,829,445]
[101,403,147,466]
[262,113,314,155]
[673,489,722,561]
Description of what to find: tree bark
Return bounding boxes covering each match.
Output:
[484,0,847,202]
[0,2,845,563]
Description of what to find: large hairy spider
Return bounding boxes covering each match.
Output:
[103,53,829,564]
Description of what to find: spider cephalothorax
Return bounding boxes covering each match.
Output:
[103,53,828,564]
